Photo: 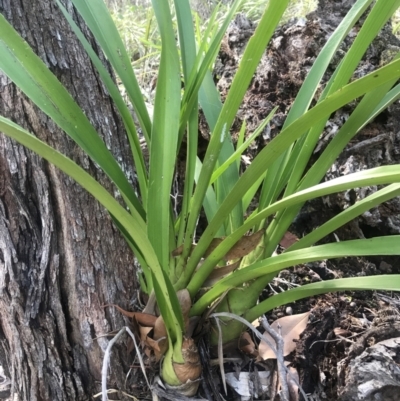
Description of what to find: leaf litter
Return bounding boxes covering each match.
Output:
[259,312,310,360]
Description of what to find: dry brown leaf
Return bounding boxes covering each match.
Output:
[239,332,258,357]
[153,315,168,341]
[280,231,299,249]
[203,237,225,257]
[203,260,241,287]
[334,327,351,337]
[139,326,152,343]
[103,304,157,327]
[145,336,168,361]
[225,229,265,260]
[173,230,264,262]
[171,238,224,258]
[171,244,196,257]
[259,312,310,360]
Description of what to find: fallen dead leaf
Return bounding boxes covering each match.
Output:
[145,335,168,361]
[139,325,152,343]
[171,243,196,257]
[259,312,310,360]
[103,304,157,327]
[279,231,299,249]
[225,229,265,260]
[172,229,265,262]
[153,315,168,341]
[203,260,241,287]
[239,332,258,357]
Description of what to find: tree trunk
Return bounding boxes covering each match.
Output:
[0,1,139,400]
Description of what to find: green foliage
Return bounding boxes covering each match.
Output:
[1,0,400,390]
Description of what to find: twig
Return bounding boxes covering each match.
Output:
[211,312,308,401]
[101,326,150,401]
[260,316,289,401]
[212,316,227,395]
[102,327,127,401]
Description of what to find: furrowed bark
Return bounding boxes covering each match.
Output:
[0,1,138,399]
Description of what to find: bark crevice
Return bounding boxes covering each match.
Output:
[0,1,139,399]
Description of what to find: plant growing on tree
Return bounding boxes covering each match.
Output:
[1,0,400,397]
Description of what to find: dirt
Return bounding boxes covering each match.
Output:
[202,1,400,400]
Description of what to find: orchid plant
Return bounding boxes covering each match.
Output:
[1,0,400,396]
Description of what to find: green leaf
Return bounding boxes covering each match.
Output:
[0,116,183,355]
[180,59,400,290]
[0,13,144,218]
[287,184,400,251]
[244,275,400,323]
[259,0,374,209]
[0,116,151,262]
[184,165,400,295]
[181,0,290,279]
[147,0,181,272]
[152,271,184,363]
[174,0,199,251]
[56,0,148,205]
[190,236,400,316]
[69,0,152,143]
[210,108,277,184]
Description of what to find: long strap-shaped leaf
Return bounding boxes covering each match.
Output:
[287,183,400,251]
[0,14,144,218]
[147,0,181,272]
[183,165,400,294]
[264,64,400,257]
[56,0,148,205]
[179,58,400,289]
[173,0,201,251]
[70,0,152,144]
[0,116,184,354]
[182,0,290,268]
[190,236,400,316]
[0,118,147,270]
[264,53,400,258]
[189,0,245,235]
[259,0,374,209]
[147,0,183,364]
[278,0,400,201]
[244,275,400,322]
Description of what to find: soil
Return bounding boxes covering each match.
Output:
[195,1,400,400]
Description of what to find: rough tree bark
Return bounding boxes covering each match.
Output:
[0,1,139,400]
